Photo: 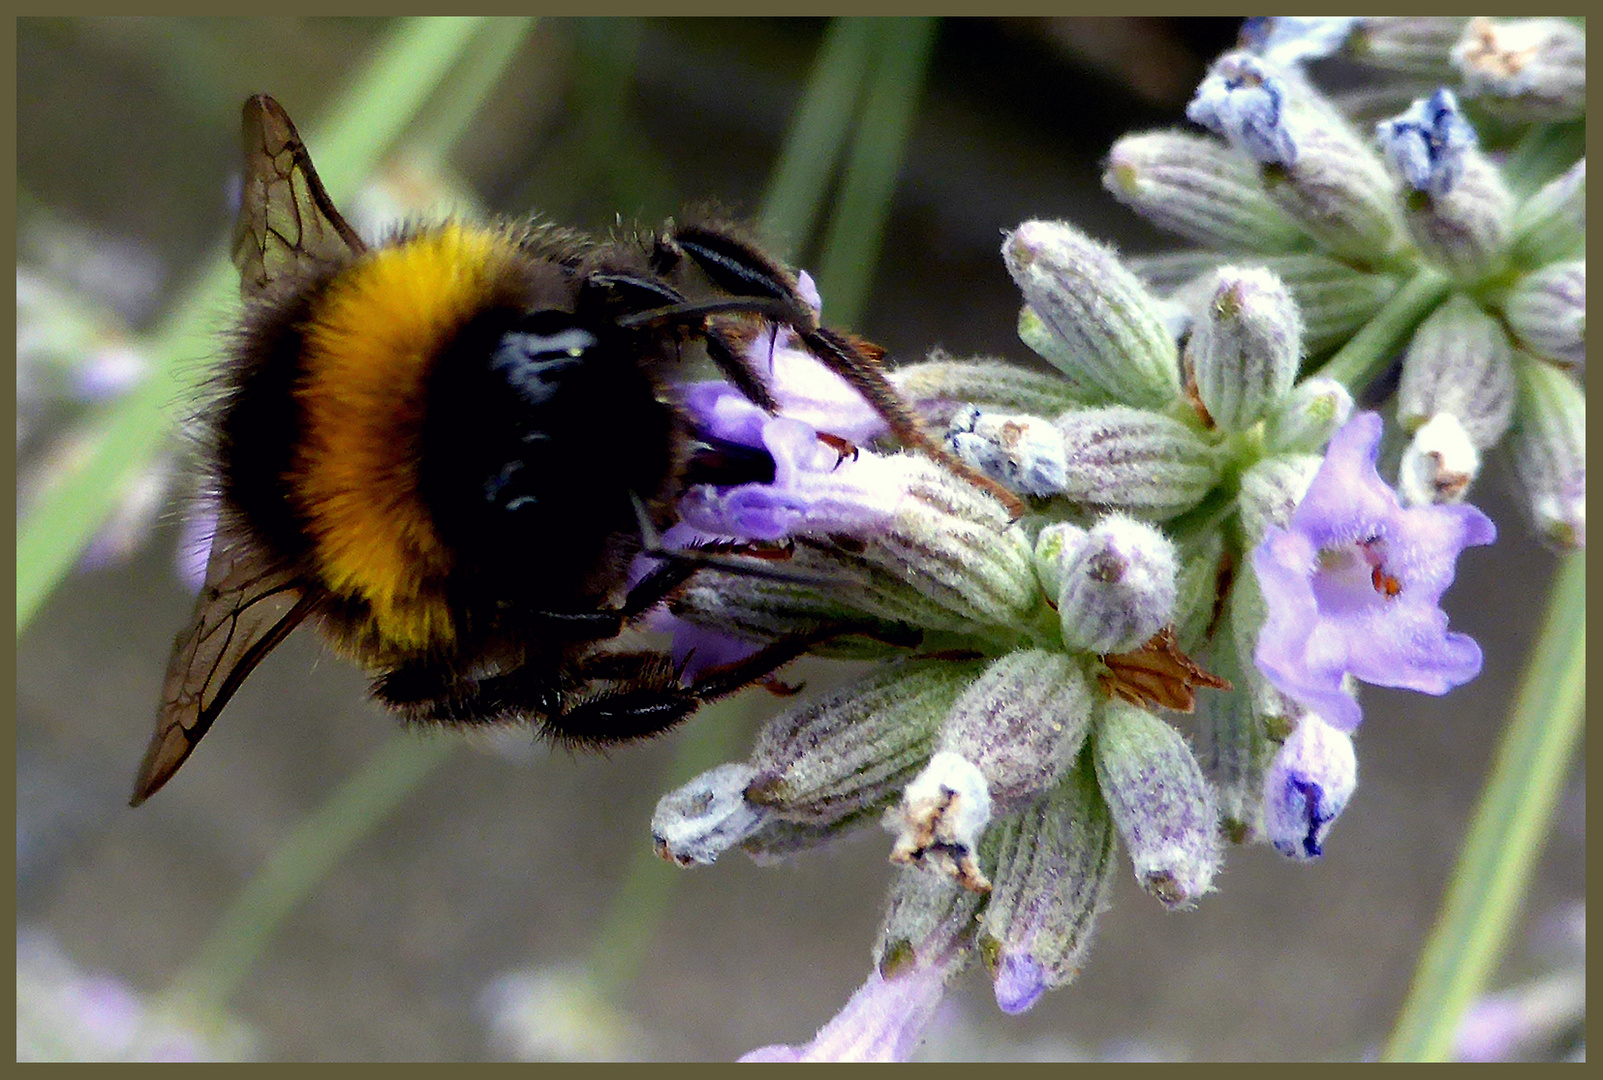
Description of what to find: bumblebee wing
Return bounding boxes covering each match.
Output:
[131,537,318,805]
[233,94,366,300]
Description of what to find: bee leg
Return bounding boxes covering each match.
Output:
[662,222,1026,517]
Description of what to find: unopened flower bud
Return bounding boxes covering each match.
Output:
[1054,407,1219,519]
[1193,635,1273,844]
[1397,294,1517,448]
[1264,712,1357,859]
[1399,413,1481,506]
[651,764,769,867]
[1015,307,1115,405]
[1185,266,1303,431]
[892,351,1089,424]
[1452,18,1587,122]
[1190,52,1406,264]
[944,405,1068,497]
[1264,376,1354,454]
[1256,254,1402,356]
[1091,700,1221,908]
[1511,159,1585,268]
[1237,454,1320,549]
[1348,17,1470,77]
[886,751,994,893]
[1505,260,1585,371]
[1508,356,1585,549]
[1033,521,1089,600]
[1378,91,1514,279]
[1103,130,1306,253]
[1003,221,1180,410]
[1058,514,1178,654]
[978,758,1116,1013]
[744,659,984,827]
[936,649,1095,807]
[875,864,984,979]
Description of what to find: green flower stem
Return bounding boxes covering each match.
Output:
[1312,268,1452,396]
[1381,551,1586,1062]
[757,17,879,260]
[158,730,456,1014]
[15,15,490,637]
[814,17,940,331]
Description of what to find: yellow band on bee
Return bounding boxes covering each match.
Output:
[291,223,511,652]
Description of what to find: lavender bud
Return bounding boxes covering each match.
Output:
[1263,712,1357,859]
[1091,700,1221,909]
[875,864,984,979]
[1054,407,1219,520]
[978,758,1116,1013]
[892,350,1089,425]
[651,764,769,867]
[1170,528,1227,655]
[1378,91,1514,278]
[1032,521,1089,601]
[1236,454,1320,549]
[1348,17,1471,77]
[1505,260,1585,371]
[944,405,1068,497]
[1015,307,1116,405]
[1398,413,1481,506]
[1187,52,1299,166]
[1190,53,1406,264]
[1254,254,1402,356]
[1194,634,1273,844]
[1375,88,1478,200]
[1003,221,1181,410]
[744,659,984,827]
[1397,294,1517,448]
[1058,514,1178,655]
[1241,17,1360,67]
[1103,130,1307,253]
[1264,376,1354,454]
[1511,159,1585,269]
[886,751,995,893]
[936,649,1095,806]
[1185,266,1303,431]
[1508,355,1585,549]
[1451,18,1587,123]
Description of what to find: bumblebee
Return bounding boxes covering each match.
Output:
[131,95,1012,806]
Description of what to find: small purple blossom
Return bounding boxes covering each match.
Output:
[1377,88,1478,198]
[993,953,1047,1015]
[739,961,949,1062]
[1252,412,1496,731]
[1263,712,1357,859]
[1187,53,1299,167]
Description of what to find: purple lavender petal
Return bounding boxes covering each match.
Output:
[992,953,1047,1015]
[737,962,949,1062]
[1250,411,1495,730]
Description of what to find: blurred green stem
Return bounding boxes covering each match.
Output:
[158,732,455,1013]
[1312,268,1450,395]
[1382,552,1586,1061]
[757,18,878,260]
[815,18,940,331]
[15,16,490,635]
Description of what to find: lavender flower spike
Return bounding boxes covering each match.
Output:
[1251,412,1495,730]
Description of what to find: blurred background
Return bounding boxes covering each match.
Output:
[16,16,1583,1061]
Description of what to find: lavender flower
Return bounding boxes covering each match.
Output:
[739,963,950,1062]
[1375,88,1477,199]
[1262,712,1358,859]
[1252,412,1496,730]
